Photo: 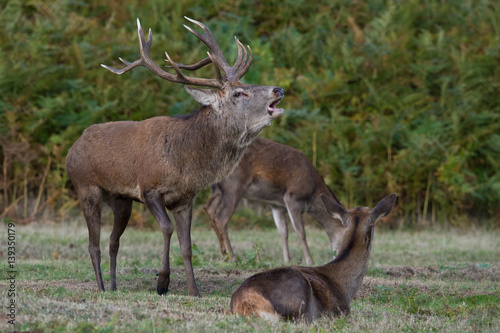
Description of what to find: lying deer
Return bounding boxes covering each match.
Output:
[66,17,284,297]
[230,193,397,321]
[204,137,345,265]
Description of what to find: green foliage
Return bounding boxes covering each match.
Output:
[237,241,270,269]
[1,0,499,224]
[172,243,205,267]
[371,284,392,303]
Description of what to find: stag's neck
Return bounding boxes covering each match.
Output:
[168,106,256,186]
[320,222,372,303]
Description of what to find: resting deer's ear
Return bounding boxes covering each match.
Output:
[370,193,397,224]
[321,194,348,227]
[185,86,218,106]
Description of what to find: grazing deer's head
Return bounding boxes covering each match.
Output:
[321,193,397,257]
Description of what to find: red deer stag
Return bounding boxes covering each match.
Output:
[66,17,284,297]
[230,193,397,321]
[204,137,345,265]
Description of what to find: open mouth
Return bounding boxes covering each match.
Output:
[267,99,284,118]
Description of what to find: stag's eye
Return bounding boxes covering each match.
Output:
[233,92,242,98]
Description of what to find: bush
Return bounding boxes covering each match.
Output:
[1,0,498,225]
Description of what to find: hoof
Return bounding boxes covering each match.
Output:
[157,285,169,295]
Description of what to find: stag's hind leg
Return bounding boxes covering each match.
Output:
[109,196,133,291]
[79,185,105,291]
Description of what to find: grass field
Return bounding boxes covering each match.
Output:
[1,216,499,332]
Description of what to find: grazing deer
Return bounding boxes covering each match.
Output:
[230,193,397,321]
[204,137,345,265]
[66,17,284,297]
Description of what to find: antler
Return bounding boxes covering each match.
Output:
[165,17,253,82]
[101,18,250,89]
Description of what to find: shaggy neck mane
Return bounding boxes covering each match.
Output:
[166,105,255,190]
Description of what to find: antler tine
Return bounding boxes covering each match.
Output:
[184,16,231,73]
[164,51,188,80]
[207,52,222,82]
[156,17,253,82]
[165,57,213,70]
[234,44,253,81]
[232,37,245,74]
[100,19,150,75]
[163,36,252,82]
[101,18,224,89]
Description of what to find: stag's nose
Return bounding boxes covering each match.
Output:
[273,87,284,98]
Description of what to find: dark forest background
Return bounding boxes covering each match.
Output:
[1,0,499,227]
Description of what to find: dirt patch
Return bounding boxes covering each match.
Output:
[379,263,500,281]
[17,279,97,293]
[356,277,431,299]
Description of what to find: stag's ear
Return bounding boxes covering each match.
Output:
[370,194,397,224]
[185,86,218,106]
[321,194,348,227]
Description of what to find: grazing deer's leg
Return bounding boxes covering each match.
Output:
[216,203,237,261]
[284,194,314,265]
[143,191,174,295]
[204,185,222,218]
[207,186,246,260]
[109,196,133,291]
[173,201,201,297]
[271,206,291,263]
[204,188,227,256]
[79,186,105,291]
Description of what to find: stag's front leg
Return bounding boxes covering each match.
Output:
[173,201,201,297]
[143,191,174,295]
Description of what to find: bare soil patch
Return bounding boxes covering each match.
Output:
[379,263,500,281]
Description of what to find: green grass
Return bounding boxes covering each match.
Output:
[0,219,499,332]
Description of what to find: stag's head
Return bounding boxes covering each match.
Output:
[102,17,284,133]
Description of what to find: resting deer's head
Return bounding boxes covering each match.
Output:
[321,194,397,256]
